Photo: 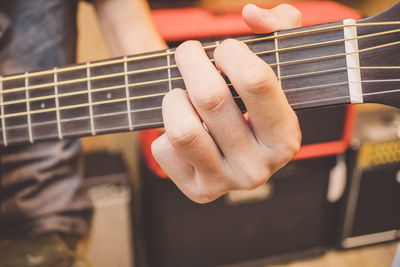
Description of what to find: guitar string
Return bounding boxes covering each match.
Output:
[2,62,400,109]
[4,75,397,108]
[1,65,400,119]
[1,26,400,96]
[1,77,400,120]
[1,36,400,108]
[0,28,399,119]
[1,62,400,118]
[1,20,400,84]
[2,87,400,133]
[3,45,400,107]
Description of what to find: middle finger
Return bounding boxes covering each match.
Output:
[175,41,266,178]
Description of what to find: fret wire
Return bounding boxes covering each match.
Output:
[86,62,96,135]
[2,27,400,96]
[273,32,282,86]
[54,67,63,139]
[25,72,33,143]
[1,66,166,94]
[0,76,7,146]
[123,56,133,131]
[0,90,167,119]
[6,106,162,131]
[5,106,163,131]
[3,76,183,106]
[166,49,172,92]
[1,20,399,84]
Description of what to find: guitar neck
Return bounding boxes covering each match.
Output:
[0,17,399,146]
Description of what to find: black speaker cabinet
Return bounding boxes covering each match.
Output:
[338,141,400,249]
[137,154,345,267]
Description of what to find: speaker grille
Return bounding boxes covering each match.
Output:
[357,140,400,168]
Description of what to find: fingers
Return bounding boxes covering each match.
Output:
[214,39,301,170]
[151,133,194,188]
[174,41,265,173]
[242,3,302,33]
[161,88,224,178]
[152,6,304,203]
[152,90,229,203]
[152,133,224,203]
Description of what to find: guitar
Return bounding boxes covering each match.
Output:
[0,2,399,146]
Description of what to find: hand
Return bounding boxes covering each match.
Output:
[151,4,302,203]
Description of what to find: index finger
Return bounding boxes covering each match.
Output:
[214,39,300,149]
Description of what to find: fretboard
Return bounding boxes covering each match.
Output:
[0,17,399,146]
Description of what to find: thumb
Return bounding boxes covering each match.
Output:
[242,4,302,34]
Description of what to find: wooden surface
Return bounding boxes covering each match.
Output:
[76,1,399,266]
[273,243,398,267]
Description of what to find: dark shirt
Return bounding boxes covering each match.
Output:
[0,0,92,238]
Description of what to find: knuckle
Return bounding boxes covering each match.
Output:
[185,175,228,204]
[240,165,271,190]
[194,88,228,112]
[243,65,271,94]
[286,116,302,156]
[274,133,302,164]
[186,186,218,204]
[167,125,202,149]
[267,114,302,171]
[189,191,216,204]
[283,138,301,160]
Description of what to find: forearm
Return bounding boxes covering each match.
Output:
[93,0,167,57]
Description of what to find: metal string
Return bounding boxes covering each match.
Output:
[1,37,400,108]
[2,86,400,132]
[2,26,400,95]
[0,22,399,120]
[1,20,400,84]
[1,79,399,120]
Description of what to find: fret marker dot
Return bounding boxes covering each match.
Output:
[41,103,46,109]
[107,93,112,99]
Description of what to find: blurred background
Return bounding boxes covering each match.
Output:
[76,0,400,266]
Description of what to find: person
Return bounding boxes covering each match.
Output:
[0,0,302,265]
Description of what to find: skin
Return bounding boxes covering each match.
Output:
[95,0,303,204]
